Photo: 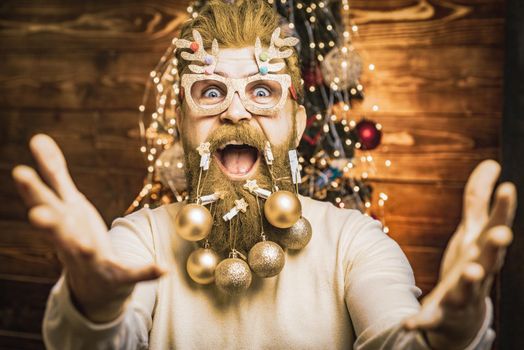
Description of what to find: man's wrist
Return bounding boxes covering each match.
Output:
[424,299,490,350]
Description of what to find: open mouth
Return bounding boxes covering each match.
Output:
[214,141,260,179]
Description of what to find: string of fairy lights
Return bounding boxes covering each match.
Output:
[128,0,391,234]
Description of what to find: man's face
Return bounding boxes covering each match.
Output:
[178,47,304,180]
[176,46,305,255]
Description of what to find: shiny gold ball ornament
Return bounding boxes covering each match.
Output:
[278,216,313,250]
[248,240,285,278]
[186,247,220,285]
[264,190,302,229]
[174,204,212,241]
[215,257,252,295]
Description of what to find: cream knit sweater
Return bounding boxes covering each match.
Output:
[43,196,494,349]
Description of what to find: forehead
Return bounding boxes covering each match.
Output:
[214,47,258,78]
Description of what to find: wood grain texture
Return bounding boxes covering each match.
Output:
[0,0,505,347]
[0,330,44,350]
[350,0,505,48]
[0,279,53,335]
[0,1,187,52]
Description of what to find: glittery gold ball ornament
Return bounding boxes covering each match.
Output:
[248,240,285,278]
[215,257,252,295]
[278,216,312,250]
[264,190,302,229]
[174,204,212,241]
[186,247,220,285]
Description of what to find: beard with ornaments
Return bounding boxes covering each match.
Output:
[176,121,312,295]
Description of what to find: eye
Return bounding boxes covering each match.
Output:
[203,87,223,98]
[253,86,271,97]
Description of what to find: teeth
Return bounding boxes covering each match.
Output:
[218,141,250,151]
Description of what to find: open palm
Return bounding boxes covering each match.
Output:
[405,160,517,349]
[12,134,165,322]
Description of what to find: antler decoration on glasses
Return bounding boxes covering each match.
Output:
[255,27,300,75]
[175,29,219,75]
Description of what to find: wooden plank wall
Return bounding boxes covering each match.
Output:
[349,0,504,295]
[0,0,505,348]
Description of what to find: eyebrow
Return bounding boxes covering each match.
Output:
[213,70,260,78]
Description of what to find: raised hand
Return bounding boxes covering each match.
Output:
[12,134,165,323]
[404,160,517,349]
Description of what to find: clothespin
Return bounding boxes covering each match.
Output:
[243,179,272,199]
[197,142,211,170]
[264,141,274,165]
[199,192,224,205]
[288,149,302,184]
[223,198,249,221]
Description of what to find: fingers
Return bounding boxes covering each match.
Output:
[12,165,61,208]
[486,182,517,229]
[444,262,484,306]
[26,204,87,254]
[404,302,443,331]
[28,204,61,230]
[29,134,80,202]
[111,263,167,285]
[462,160,500,231]
[477,225,512,274]
[405,262,486,332]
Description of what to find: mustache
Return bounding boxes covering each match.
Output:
[206,122,268,154]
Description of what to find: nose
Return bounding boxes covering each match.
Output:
[220,93,251,124]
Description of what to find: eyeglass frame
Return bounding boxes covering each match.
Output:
[180,72,294,117]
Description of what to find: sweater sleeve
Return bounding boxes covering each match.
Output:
[341,212,495,350]
[42,209,160,350]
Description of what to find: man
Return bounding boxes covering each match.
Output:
[11,0,516,349]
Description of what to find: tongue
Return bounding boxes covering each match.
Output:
[222,148,255,174]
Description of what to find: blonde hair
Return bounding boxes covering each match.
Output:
[176,0,303,102]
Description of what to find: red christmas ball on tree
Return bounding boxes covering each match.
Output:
[355,119,382,150]
[302,65,324,87]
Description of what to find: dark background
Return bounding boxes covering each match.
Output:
[0,0,521,349]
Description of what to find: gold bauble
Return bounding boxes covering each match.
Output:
[278,216,312,250]
[215,258,252,295]
[186,247,220,285]
[248,240,285,278]
[264,190,302,229]
[174,204,212,241]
